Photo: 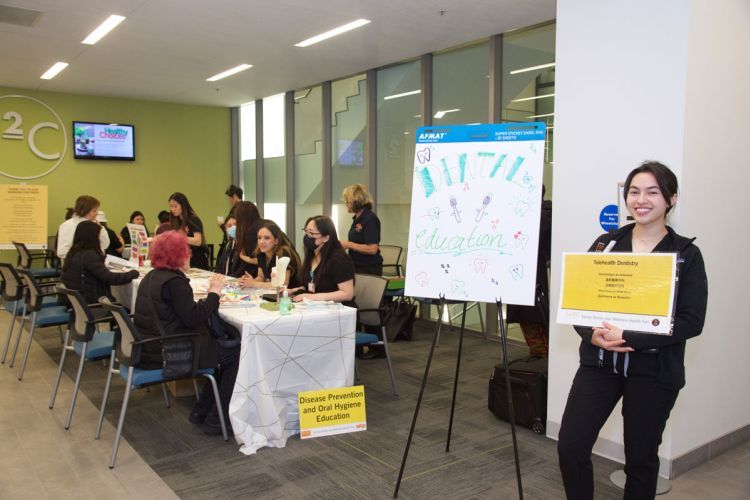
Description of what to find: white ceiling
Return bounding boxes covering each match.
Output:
[0,0,555,107]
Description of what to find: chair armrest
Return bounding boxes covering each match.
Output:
[85,315,114,325]
[130,332,201,346]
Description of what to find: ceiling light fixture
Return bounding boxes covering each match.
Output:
[82,15,126,45]
[527,112,554,119]
[206,64,253,82]
[511,93,555,103]
[384,89,421,100]
[295,19,371,47]
[509,62,555,75]
[40,62,69,80]
[434,108,460,119]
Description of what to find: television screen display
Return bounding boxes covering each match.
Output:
[73,121,135,160]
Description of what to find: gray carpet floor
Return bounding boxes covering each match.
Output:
[36,319,626,499]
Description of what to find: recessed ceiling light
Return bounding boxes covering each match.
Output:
[40,62,68,80]
[512,93,555,103]
[206,64,253,82]
[384,89,421,100]
[295,19,371,47]
[434,109,460,119]
[82,15,126,45]
[509,62,555,75]
[527,112,554,119]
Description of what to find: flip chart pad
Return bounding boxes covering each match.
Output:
[404,123,546,305]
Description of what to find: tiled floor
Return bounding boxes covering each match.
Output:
[1,312,747,499]
[0,318,176,500]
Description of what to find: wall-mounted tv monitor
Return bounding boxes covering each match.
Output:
[73,121,135,161]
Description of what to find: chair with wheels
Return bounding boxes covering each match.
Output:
[1,263,62,364]
[13,241,60,279]
[12,269,70,380]
[49,286,116,430]
[95,297,228,469]
[354,273,398,396]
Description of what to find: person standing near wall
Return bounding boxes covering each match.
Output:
[557,161,708,499]
[168,192,209,270]
[339,184,383,275]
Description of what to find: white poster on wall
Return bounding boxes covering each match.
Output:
[404,123,546,305]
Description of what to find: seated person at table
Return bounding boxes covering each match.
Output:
[57,195,110,260]
[133,230,238,435]
[97,211,125,257]
[292,216,354,306]
[238,220,301,289]
[214,216,242,276]
[120,211,149,245]
[155,210,172,236]
[61,221,139,304]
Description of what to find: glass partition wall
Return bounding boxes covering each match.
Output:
[237,21,556,339]
[331,74,368,237]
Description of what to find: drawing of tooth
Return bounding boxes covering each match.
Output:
[449,196,461,223]
[415,272,429,287]
[475,194,492,222]
[451,280,466,296]
[474,256,488,274]
[514,232,529,250]
[509,264,523,281]
[426,207,440,221]
[416,148,431,164]
[515,199,531,217]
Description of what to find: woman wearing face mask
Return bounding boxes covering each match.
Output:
[557,161,708,500]
[292,215,354,305]
[168,192,208,270]
[238,220,301,289]
[214,216,242,276]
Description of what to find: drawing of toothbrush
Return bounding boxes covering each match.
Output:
[475,194,492,222]
[449,196,461,223]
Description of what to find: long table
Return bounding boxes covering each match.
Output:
[111,269,356,455]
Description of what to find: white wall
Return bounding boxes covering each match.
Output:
[669,0,750,458]
[549,0,749,474]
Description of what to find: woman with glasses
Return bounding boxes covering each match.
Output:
[339,184,383,275]
[292,215,354,305]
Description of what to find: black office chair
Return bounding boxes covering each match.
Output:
[95,297,228,468]
[50,287,115,430]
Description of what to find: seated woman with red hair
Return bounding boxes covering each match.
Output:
[133,230,238,435]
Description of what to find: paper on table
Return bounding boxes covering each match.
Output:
[105,254,137,269]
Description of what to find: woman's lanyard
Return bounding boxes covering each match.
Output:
[597,239,630,377]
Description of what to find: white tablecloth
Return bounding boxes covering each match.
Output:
[222,304,356,455]
[112,272,357,455]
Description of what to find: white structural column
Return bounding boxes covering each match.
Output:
[549,0,750,477]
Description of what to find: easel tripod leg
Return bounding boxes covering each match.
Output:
[393,300,445,498]
[446,301,468,452]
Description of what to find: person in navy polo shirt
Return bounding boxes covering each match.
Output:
[339,184,383,275]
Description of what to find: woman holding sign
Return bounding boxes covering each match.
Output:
[557,161,708,500]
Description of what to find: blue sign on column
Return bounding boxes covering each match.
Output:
[599,204,619,231]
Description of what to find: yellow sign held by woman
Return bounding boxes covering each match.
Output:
[557,252,677,334]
